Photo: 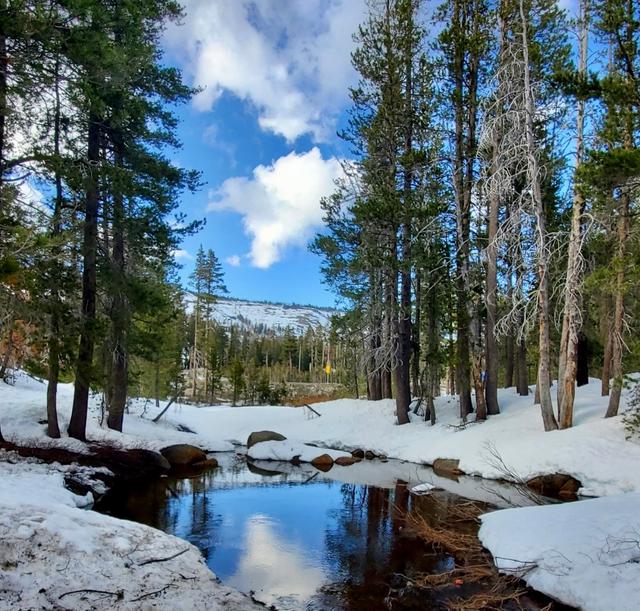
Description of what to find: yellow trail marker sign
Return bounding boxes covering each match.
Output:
[324,364,332,375]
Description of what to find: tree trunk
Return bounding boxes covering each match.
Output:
[577,333,589,386]
[155,360,161,408]
[520,0,557,431]
[395,17,414,427]
[557,0,588,429]
[46,52,66,439]
[0,313,15,381]
[605,189,629,418]
[68,111,101,441]
[107,136,128,432]
[602,319,612,395]
[412,271,421,397]
[485,140,500,414]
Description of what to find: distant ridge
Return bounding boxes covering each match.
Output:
[209,297,336,335]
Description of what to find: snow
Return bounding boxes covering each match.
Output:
[0,454,261,610]
[479,493,640,611]
[247,439,351,462]
[410,482,437,495]
[0,372,233,454]
[2,372,640,609]
[208,298,333,335]
[134,377,640,498]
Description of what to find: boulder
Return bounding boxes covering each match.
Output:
[432,458,463,478]
[351,449,365,459]
[527,473,581,500]
[364,450,377,460]
[335,456,358,466]
[145,450,172,472]
[247,430,287,449]
[311,454,334,469]
[191,458,219,470]
[160,444,207,466]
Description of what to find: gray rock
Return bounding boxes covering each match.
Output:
[247,430,287,448]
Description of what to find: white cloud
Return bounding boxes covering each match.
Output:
[208,148,343,268]
[163,0,365,142]
[226,254,241,267]
[172,249,194,261]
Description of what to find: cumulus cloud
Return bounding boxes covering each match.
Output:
[226,255,241,267]
[172,249,194,261]
[208,148,343,268]
[163,0,365,142]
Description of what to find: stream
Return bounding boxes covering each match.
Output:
[98,453,552,610]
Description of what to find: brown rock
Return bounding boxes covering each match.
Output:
[311,454,334,469]
[526,473,581,500]
[351,449,365,459]
[335,456,358,466]
[247,430,287,448]
[191,458,219,469]
[160,444,207,466]
[364,450,377,460]
[432,458,463,478]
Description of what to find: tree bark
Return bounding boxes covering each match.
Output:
[602,317,612,396]
[485,140,500,414]
[605,189,629,418]
[69,111,101,441]
[107,135,128,432]
[395,8,414,426]
[46,52,64,439]
[557,0,588,429]
[519,0,557,431]
[452,0,473,420]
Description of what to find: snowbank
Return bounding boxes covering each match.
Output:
[2,374,639,497]
[141,378,640,497]
[0,372,233,454]
[479,493,640,611]
[247,439,351,462]
[0,455,260,610]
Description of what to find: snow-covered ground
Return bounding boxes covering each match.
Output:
[0,452,260,610]
[131,377,639,498]
[6,373,635,499]
[2,372,639,610]
[0,372,233,454]
[479,493,640,611]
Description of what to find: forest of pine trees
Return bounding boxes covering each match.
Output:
[313,0,640,431]
[1,0,639,442]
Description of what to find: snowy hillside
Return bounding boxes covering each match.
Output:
[208,298,335,335]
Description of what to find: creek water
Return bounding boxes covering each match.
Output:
[98,453,538,610]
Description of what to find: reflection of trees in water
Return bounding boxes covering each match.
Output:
[318,480,419,609]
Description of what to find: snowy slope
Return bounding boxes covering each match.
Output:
[0,453,261,610]
[479,493,640,611]
[140,377,640,498]
[209,298,334,335]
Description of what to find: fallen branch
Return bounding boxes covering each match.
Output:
[59,589,122,600]
[137,547,189,566]
[303,403,322,417]
[131,584,176,602]
[152,398,177,423]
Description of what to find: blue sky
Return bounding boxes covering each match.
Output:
[161,0,580,308]
[161,0,367,308]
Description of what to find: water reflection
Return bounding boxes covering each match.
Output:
[228,514,325,608]
[99,456,490,610]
